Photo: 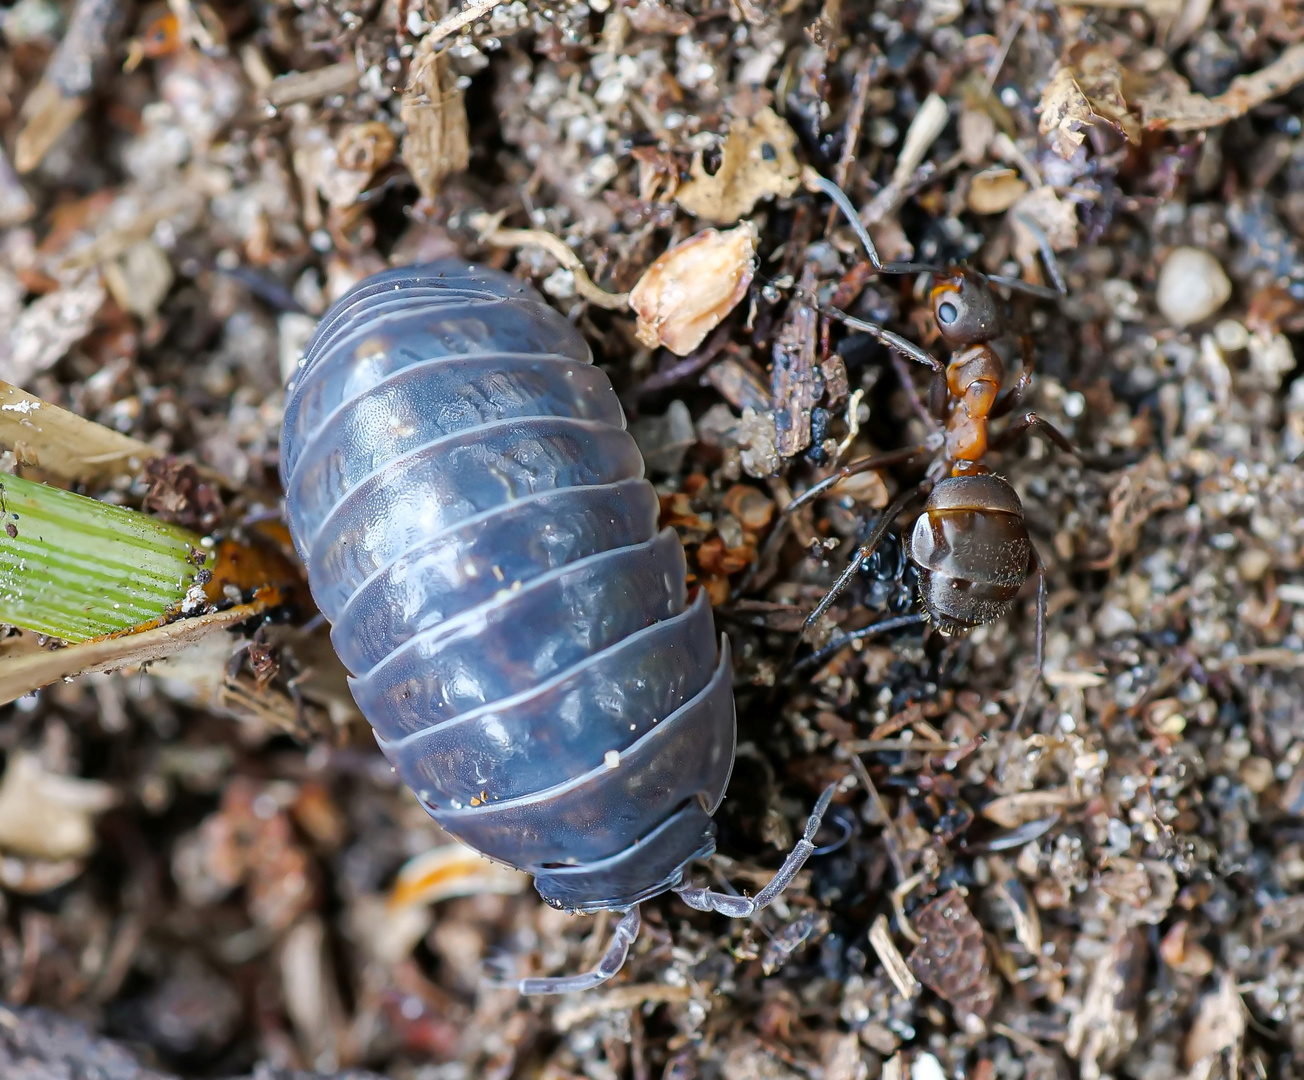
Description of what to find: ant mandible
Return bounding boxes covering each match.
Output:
[791,178,1083,715]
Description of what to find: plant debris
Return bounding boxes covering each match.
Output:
[630,222,758,354]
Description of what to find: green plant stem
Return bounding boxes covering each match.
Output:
[0,473,208,642]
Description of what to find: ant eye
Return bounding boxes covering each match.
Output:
[938,301,959,324]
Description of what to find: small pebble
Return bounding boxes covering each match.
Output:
[1213,318,1249,352]
[1156,247,1232,328]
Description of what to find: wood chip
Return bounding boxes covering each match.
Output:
[1185,972,1245,1068]
[1065,929,1149,1080]
[868,914,920,1001]
[553,983,693,1031]
[891,93,950,188]
[967,167,1029,214]
[0,751,118,861]
[981,788,1077,828]
[3,272,106,388]
[401,43,470,201]
[771,264,821,458]
[14,0,127,173]
[263,60,360,108]
[1138,44,1304,132]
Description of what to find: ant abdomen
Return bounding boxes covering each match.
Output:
[906,474,1032,635]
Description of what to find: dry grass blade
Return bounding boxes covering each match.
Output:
[0,381,158,486]
[263,61,360,108]
[0,599,268,706]
[422,0,512,45]
[471,213,631,309]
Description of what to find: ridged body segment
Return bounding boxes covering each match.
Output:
[280,261,736,911]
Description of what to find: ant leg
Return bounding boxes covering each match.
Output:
[514,906,642,995]
[991,335,1036,420]
[792,611,929,675]
[1010,550,1047,729]
[807,174,883,271]
[990,411,1077,455]
[793,484,925,645]
[675,785,837,918]
[891,352,944,430]
[784,443,927,515]
[825,310,949,420]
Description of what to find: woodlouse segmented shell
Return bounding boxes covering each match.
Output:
[280,260,737,912]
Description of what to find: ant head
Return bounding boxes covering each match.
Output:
[929,268,1004,347]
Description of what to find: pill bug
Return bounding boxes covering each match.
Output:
[280,259,832,993]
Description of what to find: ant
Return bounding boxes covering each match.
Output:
[788,178,1085,717]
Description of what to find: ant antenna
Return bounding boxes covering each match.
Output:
[1010,212,1069,296]
[806,173,884,271]
[810,172,1069,302]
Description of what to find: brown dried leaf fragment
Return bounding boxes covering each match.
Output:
[1138,44,1304,131]
[631,222,758,355]
[401,44,470,201]
[967,168,1029,214]
[0,752,118,861]
[1185,972,1245,1068]
[1065,929,1149,1080]
[907,889,998,1019]
[676,108,801,224]
[1038,46,1139,159]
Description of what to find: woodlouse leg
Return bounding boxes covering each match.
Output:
[674,784,838,918]
[791,484,926,649]
[514,906,642,995]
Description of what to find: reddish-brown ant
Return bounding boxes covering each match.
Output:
[789,178,1082,715]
